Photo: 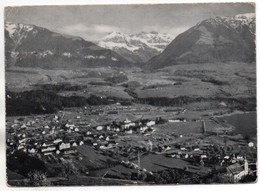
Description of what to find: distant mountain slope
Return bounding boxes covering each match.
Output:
[97,31,173,63]
[5,22,131,69]
[146,13,255,69]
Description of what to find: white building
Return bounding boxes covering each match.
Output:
[226,159,249,183]
[28,148,36,154]
[147,121,155,127]
[124,119,131,124]
[59,143,70,150]
[41,146,56,153]
[53,139,62,144]
[96,126,103,131]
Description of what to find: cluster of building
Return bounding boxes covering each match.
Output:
[157,137,253,183]
[6,110,255,183]
[6,117,85,156]
[6,114,157,159]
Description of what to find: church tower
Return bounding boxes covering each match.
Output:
[201,120,206,134]
[244,157,249,175]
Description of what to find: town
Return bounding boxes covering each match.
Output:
[6,104,257,185]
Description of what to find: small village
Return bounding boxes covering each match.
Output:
[6,105,257,184]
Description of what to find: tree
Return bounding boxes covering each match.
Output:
[61,159,79,178]
[27,170,51,186]
[244,135,250,143]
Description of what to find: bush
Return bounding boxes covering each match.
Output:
[27,170,51,186]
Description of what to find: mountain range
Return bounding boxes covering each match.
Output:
[146,13,255,69]
[5,13,255,70]
[97,31,173,63]
[5,22,131,69]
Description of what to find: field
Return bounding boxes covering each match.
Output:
[132,62,256,99]
[218,112,257,137]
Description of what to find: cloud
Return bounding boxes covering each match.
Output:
[57,23,189,41]
[58,23,122,41]
[140,25,188,37]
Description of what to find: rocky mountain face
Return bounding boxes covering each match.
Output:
[146,13,256,69]
[97,31,173,63]
[5,22,131,69]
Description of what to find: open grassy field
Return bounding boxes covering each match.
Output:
[218,112,257,137]
[129,62,256,99]
[6,62,255,104]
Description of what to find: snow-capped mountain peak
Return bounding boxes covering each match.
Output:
[97,31,173,63]
[5,22,36,38]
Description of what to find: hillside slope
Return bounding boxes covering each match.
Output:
[146,13,255,69]
[5,22,131,69]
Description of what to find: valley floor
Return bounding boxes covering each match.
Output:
[5,62,257,186]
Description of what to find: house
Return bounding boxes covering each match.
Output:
[99,135,104,139]
[125,129,133,134]
[18,145,24,150]
[44,152,53,156]
[19,138,29,144]
[59,142,71,150]
[140,126,148,132]
[96,126,103,131]
[42,141,54,147]
[28,148,36,154]
[147,121,155,127]
[65,123,75,128]
[41,146,56,153]
[11,124,18,128]
[169,119,181,123]
[224,156,230,160]
[200,154,207,159]
[124,119,131,124]
[64,149,77,155]
[225,159,249,183]
[53,139,62,144]
[124,122,135,129]
[86,131,92,135]
[164,146,171,151]
[248,142,254,147]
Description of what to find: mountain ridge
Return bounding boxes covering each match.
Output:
[5,22,132,69]
[97,31,173,63]
[146,13,255,69]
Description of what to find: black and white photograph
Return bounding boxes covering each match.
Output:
[3,1,257,187]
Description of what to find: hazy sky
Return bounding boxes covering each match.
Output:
[5,3,255,41]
